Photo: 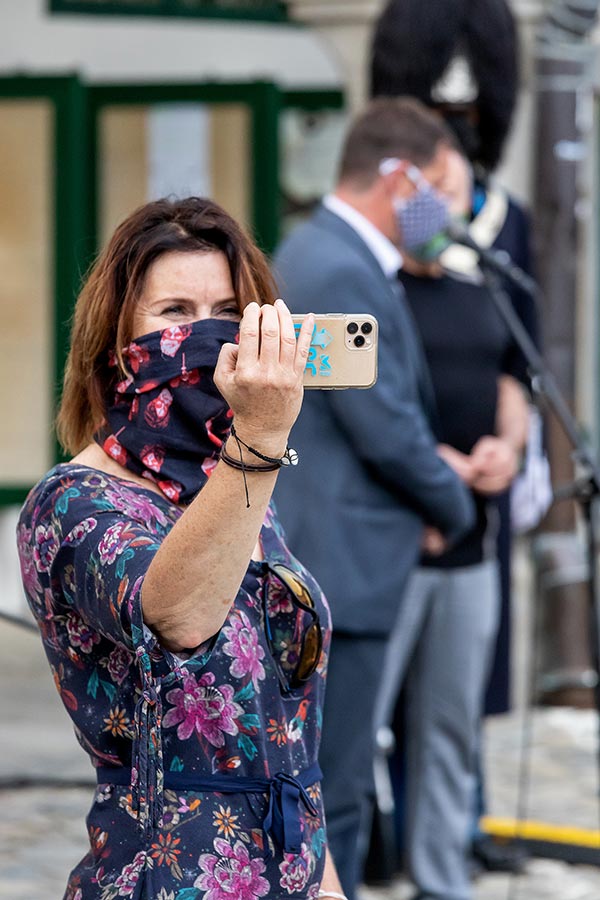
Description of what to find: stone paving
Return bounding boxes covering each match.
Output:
[360,860,600,900]
[3,618,600,899]
[359,703,600,900]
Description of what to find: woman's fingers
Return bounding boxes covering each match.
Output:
[294,312,314,378]
[234,298,311,386]
[235,302,261,370]
[273,297,313,380]
[275,298,299,368]
[219,300,308,432]
[215,342,238,378]
[258,302,280,366]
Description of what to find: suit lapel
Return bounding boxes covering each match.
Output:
[313,205,439,424]
[312,205,393,287]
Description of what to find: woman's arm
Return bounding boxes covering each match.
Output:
[495,374,530,454]
[318,847,346,899]
[141,300,313,652]
[470,374,529,495]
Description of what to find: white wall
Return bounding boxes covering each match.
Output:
[0,508,29,622]
[0,0,342,88]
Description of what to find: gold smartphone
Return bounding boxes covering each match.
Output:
[292,314,378,389]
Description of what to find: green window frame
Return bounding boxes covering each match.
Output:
[0,78,344,506]
[87,80,281,254]
[0,74,92,506]
[281,89,345,112]
[49,0,288,23]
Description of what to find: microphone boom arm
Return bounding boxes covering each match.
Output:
[447,224,540,297]
[473,257,600,747]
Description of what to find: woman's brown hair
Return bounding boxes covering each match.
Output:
[57,197,277,455]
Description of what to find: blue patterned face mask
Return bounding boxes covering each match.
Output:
[393,165,451,253]
[408,230,453,263]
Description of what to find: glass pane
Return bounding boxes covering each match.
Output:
[98,102,251,249]
[279,107,348,237]
[210,104,251,229]
[0,99,53,484]
[98,105,149,246]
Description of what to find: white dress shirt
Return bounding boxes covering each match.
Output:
[323,193,403,279]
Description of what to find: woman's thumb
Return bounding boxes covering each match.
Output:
[215,343,238,381]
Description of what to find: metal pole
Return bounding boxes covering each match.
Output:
[533,0,599,532]
[533,0,600,704]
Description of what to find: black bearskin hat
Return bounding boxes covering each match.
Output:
[370,0,519,172]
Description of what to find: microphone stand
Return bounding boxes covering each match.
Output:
[474,259,600,727]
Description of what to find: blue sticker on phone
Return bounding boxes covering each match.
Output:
[294,323,333,377]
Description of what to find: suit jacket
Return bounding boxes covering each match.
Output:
[273,205,474,635]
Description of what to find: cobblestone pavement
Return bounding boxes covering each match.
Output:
[360,860,600,900]
[2,619,600,899]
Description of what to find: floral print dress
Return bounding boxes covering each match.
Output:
[17,464,331,900]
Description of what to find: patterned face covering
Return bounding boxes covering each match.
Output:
[394,164,451,252]
[96,318,240,505]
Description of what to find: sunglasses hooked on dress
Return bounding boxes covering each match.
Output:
[261,562,323,694]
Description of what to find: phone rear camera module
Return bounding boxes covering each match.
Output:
[354,335,366,348]
[347,322,359,335]
[361,322,373,335]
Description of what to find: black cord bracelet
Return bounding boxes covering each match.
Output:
[220,426,298,509]
[219,446,280,473]
[230,422,299,468]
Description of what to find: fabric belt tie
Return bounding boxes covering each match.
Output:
[263,769,319,855]
[96,760,322,857]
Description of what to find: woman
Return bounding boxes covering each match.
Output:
[371,149,528,898]
[17,197,345,900]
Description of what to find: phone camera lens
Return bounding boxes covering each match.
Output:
[347,322,359,335]
[354,335,366,347]
[361,322,373,335]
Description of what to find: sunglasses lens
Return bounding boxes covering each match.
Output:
[272,565,315,610]
[267,564,322,691]
[294,623,323,684]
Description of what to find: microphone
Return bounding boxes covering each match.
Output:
[446,222,538,297]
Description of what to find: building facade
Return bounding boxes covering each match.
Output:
[2,0,600,632]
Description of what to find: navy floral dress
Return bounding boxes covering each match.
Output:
[16,464,331,900]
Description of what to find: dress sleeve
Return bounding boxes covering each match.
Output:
[23,472,171,654]
[51,508,162,651]
[22,472,182,833]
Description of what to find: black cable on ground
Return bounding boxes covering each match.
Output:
[0,610,37,631]
[0,776,95,791]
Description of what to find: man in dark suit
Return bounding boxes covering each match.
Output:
[273,98,475,900]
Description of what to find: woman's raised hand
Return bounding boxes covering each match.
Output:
[215,299,314,452]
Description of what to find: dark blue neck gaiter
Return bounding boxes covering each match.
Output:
[95,318,239,505]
